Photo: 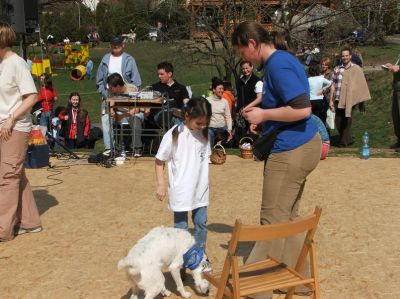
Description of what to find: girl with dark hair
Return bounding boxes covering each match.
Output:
[58,92,90,149]
[308,64,332,123]
[155,97,212,249]
[38,73,58,135]
[232,21,321,297]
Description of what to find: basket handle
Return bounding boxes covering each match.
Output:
[239,136,254,145]
[213,144,226,154]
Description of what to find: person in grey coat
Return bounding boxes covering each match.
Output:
[96,35,142,154]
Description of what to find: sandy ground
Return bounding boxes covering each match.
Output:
[1,156,399,299]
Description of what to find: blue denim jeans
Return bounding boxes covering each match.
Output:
[174,206,207,248]
[101,113,111,150]
[39,111,51,128]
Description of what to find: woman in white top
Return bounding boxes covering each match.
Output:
[0,22,42,241]
[308,63,332,124]
[155,97,212,249]
[206,77,233,147]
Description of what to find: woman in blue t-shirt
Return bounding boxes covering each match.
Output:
[231,21,321,295]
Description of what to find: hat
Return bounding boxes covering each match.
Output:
[110,36,123,45]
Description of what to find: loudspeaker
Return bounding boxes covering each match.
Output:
[0,0,38,33]
[23,0,38,33]
[1,0,25,33]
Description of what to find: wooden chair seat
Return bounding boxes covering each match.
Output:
[205,207,322,299]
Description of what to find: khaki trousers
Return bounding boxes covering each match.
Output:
[246,133,321,299]
[0,130,41,241]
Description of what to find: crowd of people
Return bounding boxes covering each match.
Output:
[2,22,400,299]
[91,30,375,162]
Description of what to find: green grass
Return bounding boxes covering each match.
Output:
[359,44,400,66]
[30,41,400,154]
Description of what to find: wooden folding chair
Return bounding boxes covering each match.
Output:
[204,206,322,299]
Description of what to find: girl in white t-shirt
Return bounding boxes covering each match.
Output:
[155,97,212,249]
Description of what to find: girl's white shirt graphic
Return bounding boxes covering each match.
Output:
[156,124,211,212]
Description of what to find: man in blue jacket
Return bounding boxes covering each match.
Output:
[96,36,142,155]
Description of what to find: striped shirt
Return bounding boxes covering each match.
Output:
[332,62,355,102]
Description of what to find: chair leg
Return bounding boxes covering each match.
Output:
[286,287,295,299]
[313,283,320,299]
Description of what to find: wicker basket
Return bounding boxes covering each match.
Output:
[210,144,226,165]
[239,137,254,159]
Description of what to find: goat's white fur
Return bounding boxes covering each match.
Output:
[118,226,209,299]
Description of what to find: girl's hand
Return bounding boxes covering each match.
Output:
[242,107,265,125]
[156,184,167,201]
[0,115,15,141]
[64,115,69,120]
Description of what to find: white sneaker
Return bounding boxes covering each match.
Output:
[16,226,43,235]
[103,149,111,156]
[134,148,143,157]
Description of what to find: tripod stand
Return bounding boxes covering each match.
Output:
[46,131,80,159]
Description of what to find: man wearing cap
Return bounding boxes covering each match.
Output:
[96,35,142,155]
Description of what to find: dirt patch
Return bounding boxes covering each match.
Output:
[1,156,399,299]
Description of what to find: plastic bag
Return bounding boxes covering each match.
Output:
[326,109,335,130]
[28,125,47,145]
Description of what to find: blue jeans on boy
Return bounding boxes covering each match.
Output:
[40,111,51,131]
[174,206,207,249]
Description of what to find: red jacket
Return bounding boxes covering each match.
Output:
[38,87,57,112]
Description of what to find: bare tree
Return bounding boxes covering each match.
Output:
[173,0,399,82]
[176,0,347,82]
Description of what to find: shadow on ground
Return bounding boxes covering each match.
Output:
[121,271,205,299]
[33,189,58,215]
[207,223,233,234]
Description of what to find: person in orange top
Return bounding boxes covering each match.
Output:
[222,81,235,113]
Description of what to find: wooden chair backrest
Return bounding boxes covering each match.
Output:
[227,207,322,256]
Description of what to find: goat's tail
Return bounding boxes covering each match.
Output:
[117,256,140,276]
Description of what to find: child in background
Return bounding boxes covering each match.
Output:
[155,97,212,249]
[86,59,94,80]
[58,92,90,149]
[38,74,58,135]
[311,114,330,160]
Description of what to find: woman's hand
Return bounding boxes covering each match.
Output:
[63,115,69,120]
[386,63,400,73]
[242,107,265,125]
[329,100,335,111]
[156,184,167,201]
[249,124,261,135]
[0,114,15,141]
